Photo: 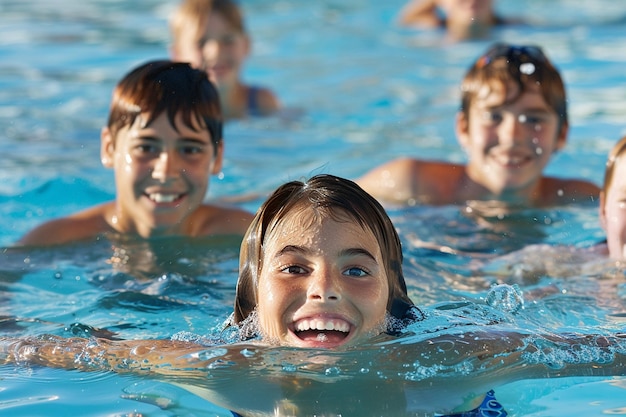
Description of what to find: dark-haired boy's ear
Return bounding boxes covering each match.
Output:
[555,121,568,152]
[100,127,115,168]
[455,111,470,150]
[211,142,225,175]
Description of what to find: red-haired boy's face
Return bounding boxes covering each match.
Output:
[458,80,566,199]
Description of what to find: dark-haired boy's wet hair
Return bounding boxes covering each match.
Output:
[106,60,222,155]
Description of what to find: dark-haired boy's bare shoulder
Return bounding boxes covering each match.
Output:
[16,203,115,247]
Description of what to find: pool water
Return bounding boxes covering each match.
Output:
[1,0,626,415]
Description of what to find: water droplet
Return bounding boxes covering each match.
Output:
[520,62,535,75]
[325,367,341,376]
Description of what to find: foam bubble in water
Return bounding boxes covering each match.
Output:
[237,308,262,341]
[486,284,524,313]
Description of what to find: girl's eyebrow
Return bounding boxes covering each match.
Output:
[275,245,377,262]
[275,245,309,257]
[340,247,377,262]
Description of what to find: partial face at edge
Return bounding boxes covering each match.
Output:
[256,208,390,349]
[601,158,626,260]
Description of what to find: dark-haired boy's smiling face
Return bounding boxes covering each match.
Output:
[102,111,222,237]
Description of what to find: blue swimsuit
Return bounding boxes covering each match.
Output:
[231,390,506,417]
[439,390,507,417]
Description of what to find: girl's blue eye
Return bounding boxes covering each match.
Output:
[344,267,368,277]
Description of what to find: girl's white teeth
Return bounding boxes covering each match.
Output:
[149,193,179,203]
[296,319,349,333]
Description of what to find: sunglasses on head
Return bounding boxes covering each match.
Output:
[476,43,547,68]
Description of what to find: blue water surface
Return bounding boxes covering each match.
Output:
[1,0,626,415]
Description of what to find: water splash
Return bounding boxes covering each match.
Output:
[486,283,524,314]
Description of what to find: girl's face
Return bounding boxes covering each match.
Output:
[601,158,626,260]
[256,209,390,348]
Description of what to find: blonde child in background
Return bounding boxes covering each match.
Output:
[169,0,280,120]
[357,43,599,208]
[17,60,253,247]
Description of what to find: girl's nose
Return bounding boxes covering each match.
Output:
[307,269,342,302]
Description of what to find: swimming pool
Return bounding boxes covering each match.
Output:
[1,0,626,415]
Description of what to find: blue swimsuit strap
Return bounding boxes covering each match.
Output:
[439,390,508,417]
[231,390,507,417]
[247,86,260,115]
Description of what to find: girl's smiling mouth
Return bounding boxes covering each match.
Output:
[292,317,352,346]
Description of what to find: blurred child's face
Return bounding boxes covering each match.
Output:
[256,209,389,348]
[101,111,223,237]
[439,0,493,24]
[195,12,249,87]
[458,80,566,198]
[601,158,626,260]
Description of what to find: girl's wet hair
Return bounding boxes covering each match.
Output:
[602,135,626,197]
[233,174,417,326]
[106,60,222,154]
[460,43,567,129]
